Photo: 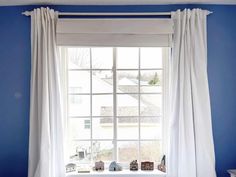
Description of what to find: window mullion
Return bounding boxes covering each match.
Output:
[113,48,118,162]
[138,48,141,164]
[90,48,93,165]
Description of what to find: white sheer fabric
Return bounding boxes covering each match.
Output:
[28,7,65,177]
[167,9,216,177]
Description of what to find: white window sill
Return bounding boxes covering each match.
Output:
[67,170,166,177]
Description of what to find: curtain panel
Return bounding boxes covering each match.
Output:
[167,9,216,177]
[28,7,65,177]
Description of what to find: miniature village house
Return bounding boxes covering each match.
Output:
[109,161,122,171]
[130,160,138,171]
[94,161,104,171]
[157,155,166,172]
[66,163,76,173]
[141,161,154,171]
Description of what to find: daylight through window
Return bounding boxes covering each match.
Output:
[64,47,168,168]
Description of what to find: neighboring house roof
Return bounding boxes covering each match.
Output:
[118,77,137,86]
[100,117,160,124]
[69,61,161,124]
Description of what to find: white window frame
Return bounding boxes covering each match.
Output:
[66,47,169,167]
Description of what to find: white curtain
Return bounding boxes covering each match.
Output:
[167,9,216,177]
[28,7,65,177]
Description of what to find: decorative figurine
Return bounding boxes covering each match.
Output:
[93,161,104,171]
[66,163,76,173]
[130,160,138,171]
[141,161,154,171]
[109,161,122,171]
[157,155,166,172]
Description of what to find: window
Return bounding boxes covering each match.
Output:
[64,47,169,168]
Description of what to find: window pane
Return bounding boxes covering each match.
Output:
[117,47,139,69]
[140,94,162,116]
[140,70,162,93]
[69,71,90,93]
[69,95,90,117]
[92,141,113,162]
[69,141,91,163]
[68,48,90,69]
[140,48,162,69]
[118,141,138,163]
[91,48,113,69]
[140,117,161,139]
[140,141,162,163]
[92,70,113,93]
[92,118,113,139]
[117,94,138,116]
[92,95,113,116]
[117,117,138,140]
[117,71,138,93]
[69,118,91,140]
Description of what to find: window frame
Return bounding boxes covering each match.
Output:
[65,47,169,167]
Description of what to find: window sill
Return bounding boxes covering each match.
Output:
[67,170,166,177]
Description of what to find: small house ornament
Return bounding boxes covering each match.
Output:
[141,161,154,171]
[93,161,104,171]
[109,161,122,171]
[157,155,166,172]
[66,163,76,173]
[130,160,138,171]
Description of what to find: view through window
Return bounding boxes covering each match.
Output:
[64,47,167,168]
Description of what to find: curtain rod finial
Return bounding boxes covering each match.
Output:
[208,11,213,15]
[22,11,31,16]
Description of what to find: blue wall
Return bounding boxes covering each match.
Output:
[0,4,236,177]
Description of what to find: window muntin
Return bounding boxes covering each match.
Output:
[67,47,167,167]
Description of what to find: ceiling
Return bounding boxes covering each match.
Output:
[1,0,236,6]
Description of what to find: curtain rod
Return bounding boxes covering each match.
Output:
[22,11,173,16]
[22,11,213,17]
